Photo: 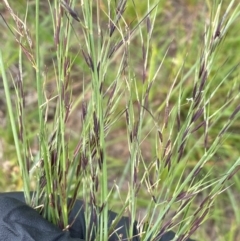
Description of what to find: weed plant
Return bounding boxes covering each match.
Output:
[0,0,240,240]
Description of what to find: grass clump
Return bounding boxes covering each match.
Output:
[0,0,240,240]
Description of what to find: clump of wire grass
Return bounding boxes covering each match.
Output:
[1,0,240,240]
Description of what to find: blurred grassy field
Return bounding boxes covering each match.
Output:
[1,0,240,240]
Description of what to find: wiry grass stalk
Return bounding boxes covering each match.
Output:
[0,52,31,202]
[1,0,240,240]
[140,1,240,240]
